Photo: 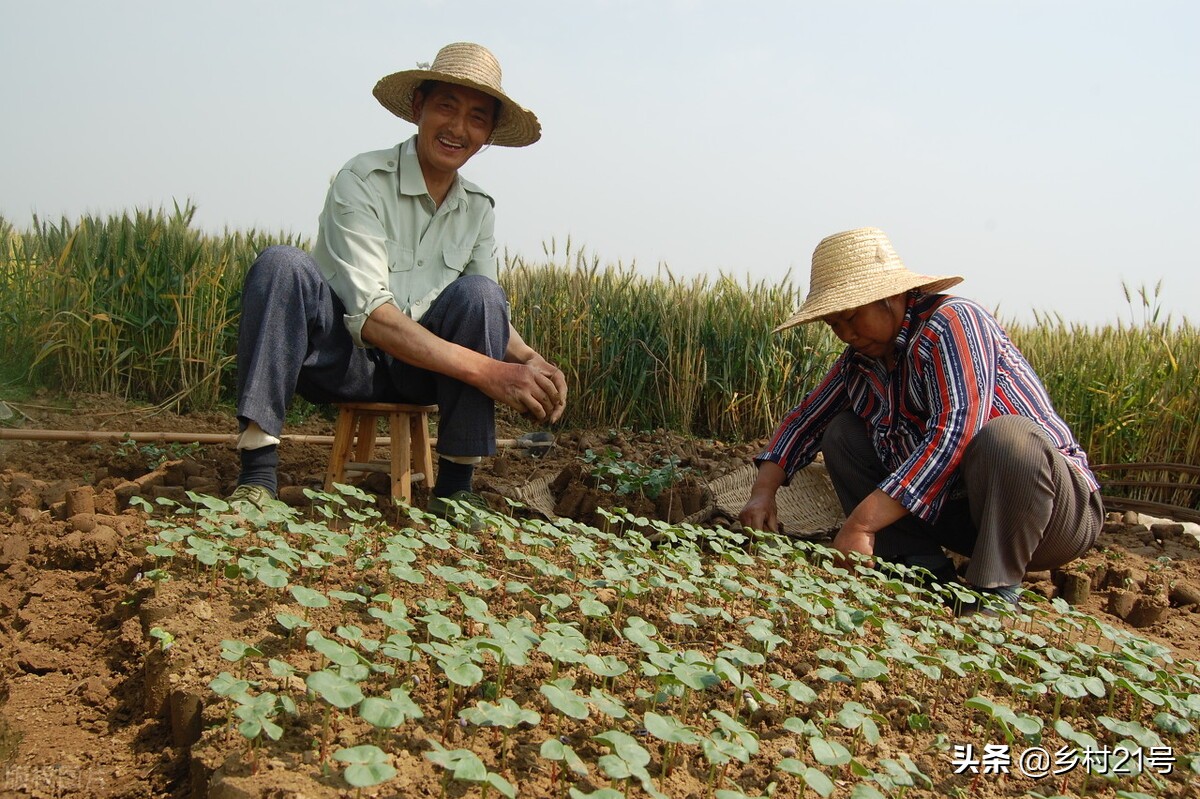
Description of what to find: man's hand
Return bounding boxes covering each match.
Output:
[520,351,568,423]
[484,357,567,423]
[503,327,567,423]
[361,305,569,423]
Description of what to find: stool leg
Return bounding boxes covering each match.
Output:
[353,413,378,467]
[326,407,357,491]
[412,412,434,489]
[391,411,412,504]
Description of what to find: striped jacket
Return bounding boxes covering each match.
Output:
[759,292,1099,522]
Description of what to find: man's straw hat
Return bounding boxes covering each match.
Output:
[373,42,541,147]
[775,228,963,332]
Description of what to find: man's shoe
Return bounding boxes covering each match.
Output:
[427,490,490,532]
[227,484,276,511]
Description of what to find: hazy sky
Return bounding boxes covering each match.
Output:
[2,1,1196,325]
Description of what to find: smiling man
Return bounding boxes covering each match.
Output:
[230,42,567,517]
[740,228,1103,614]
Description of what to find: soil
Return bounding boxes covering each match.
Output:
[2,393,1199,798]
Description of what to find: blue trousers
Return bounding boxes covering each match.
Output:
[235,245,508,457]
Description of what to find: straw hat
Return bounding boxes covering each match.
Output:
[774,228,963,332]
[372,42,541,147]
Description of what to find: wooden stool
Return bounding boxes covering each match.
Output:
[324,402,436,504]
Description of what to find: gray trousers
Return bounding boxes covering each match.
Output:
[821,411,1103,588]
[236,245,508,457]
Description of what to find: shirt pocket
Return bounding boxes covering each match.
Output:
[442,246,472,274]
[386,241,415,273]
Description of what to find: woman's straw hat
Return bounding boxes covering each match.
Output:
[373,42,541,147]
[775,228,963,332]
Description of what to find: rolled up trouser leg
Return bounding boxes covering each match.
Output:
[959,415,1102,589]
[391,274,510,458]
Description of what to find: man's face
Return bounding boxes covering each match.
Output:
[822,295,905,362]
[411,82,497,177]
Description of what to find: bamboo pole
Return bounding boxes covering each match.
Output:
[0,428,551,448]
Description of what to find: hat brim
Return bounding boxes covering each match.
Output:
[773,274,963,333]
[372,69,541,148]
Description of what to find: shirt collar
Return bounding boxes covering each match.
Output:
[892,291,920,353]
[398,136,467,210]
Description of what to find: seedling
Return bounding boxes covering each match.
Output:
[424,740,516,799]
[459,697,541,767]
[148,627,175,652]
[591,729,665,799]
[333,744,396,792]
[642,710,700,776]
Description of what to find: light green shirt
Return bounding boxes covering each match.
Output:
[312,136,498,347]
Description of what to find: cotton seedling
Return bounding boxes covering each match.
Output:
[274,612,311,648]
[712,657,777,719]
[621,616,664,655]
[1153,710,1194,735]
[642,710,700,776]
[220,639,263,680]
[185,533,235,588]
[359,687,424,731]
[808,734,853,771]
[776,756,835,798]
[424,740,516,799]
[377,632,419,665]
[288,584,329,623]
[306,668,365,762]
[209,671,254,737]
[768,673,818,706]
[306,630,363,670]
[964,695,1044,744]
[717,643,766,670]
[335,625,380,655]
[587,687,629,720]
[643,649,719,722]
[534,590,571,619]
[591,729,665,799]
[1098,715,1165,750]
[333,743,396,793]
[867,754,933,794]
[417,639,484,738]
[419,611,463,643]
[834,700,885,748]
[540,677,590,728]
[367,597,414,633]
[148,626,175,652]
[459,697,541,767]
[233,690,291,768]
[1041,670,1106,721]
[540,737,590,792]
[699,725,754,790]
[478,616,540,692]
[1115,675,1168,719]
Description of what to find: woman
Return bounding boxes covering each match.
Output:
[740,227,1103,612]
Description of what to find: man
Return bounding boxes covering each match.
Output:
[230,42,567,514]
[739,227,1102,612]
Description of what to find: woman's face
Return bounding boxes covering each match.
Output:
[821,294,906,362]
